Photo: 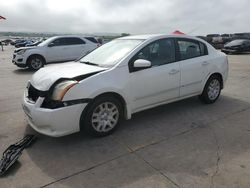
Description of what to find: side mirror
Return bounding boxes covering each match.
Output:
[48,42,55,47]
[133,59,151,69]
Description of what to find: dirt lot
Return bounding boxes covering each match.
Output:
[1,46,250,188]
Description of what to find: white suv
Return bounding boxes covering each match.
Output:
[22,34,228,137]
[12,36,99,70]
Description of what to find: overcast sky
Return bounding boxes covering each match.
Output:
[1,0,250,35]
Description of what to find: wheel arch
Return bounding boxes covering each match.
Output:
[26,54,46,65]
[79,91,130,131]
[204,72,224,90]
[93,92,129,119]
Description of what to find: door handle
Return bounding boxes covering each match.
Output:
[169,69,180,75]
[202,61,209,66]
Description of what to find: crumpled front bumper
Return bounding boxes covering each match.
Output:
[22,94,87,137]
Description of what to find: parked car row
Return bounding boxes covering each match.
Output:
[196,33,250,54]
[12,36,100,70]
[21,34,228,137]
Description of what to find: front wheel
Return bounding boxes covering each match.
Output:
[199,76,222,104]
[81,96,123,137]
[28,56,44,70]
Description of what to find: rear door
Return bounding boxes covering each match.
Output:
[176,38,209,97]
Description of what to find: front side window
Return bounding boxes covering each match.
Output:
[131,38,176,67]
[51,38,66,46]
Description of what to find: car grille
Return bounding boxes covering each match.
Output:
[27,84,42,102]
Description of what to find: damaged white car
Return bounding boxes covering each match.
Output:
[22,34,228,137]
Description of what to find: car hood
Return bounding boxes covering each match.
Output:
[14,46,36,52]
[30,62,107,91]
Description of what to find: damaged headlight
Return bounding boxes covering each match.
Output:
[51,80,78,101]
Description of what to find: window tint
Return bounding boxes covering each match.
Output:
[50,37,85,46]
[132,39,176,67]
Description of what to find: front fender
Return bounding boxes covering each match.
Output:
[63,68,132,119]
[25,49,47,63]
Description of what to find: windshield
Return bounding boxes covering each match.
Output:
[38,37,57,47]
[80,39,143,67]
[226,40,244,46]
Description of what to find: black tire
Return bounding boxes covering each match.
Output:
[199,75,222,104]
[80,96,123,137]
[27,55,44,70]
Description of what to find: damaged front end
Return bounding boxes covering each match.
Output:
[26,72,101,109]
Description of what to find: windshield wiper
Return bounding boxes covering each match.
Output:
[81,61,99,66]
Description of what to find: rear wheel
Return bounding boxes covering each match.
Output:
[28,55,44,70]
[81,96,123,137]
[199,75,222,104]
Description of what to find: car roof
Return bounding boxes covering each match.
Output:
[120,34,204,42]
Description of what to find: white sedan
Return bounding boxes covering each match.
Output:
[22,34,228,137]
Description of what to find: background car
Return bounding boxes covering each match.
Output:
[15,40,34,48]
[12,36,99,70]
[221,39,250,54]
[22,34,228,137]
[25,40,44,47]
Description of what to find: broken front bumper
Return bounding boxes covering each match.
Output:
[22,94,87,137]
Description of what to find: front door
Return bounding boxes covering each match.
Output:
[128,38,180,112]
[46,38,71,62]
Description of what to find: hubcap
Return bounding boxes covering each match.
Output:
[31,58,42,69]
[91,102,119,132]
[208,79,220,100]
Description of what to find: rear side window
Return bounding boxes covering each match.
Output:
[199,42,208,56]
[177,39,208,60]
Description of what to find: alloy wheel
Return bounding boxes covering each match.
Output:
[91,102,119,132]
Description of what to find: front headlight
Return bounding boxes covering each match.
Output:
[17,49,26,55]
[51,80,78,101]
